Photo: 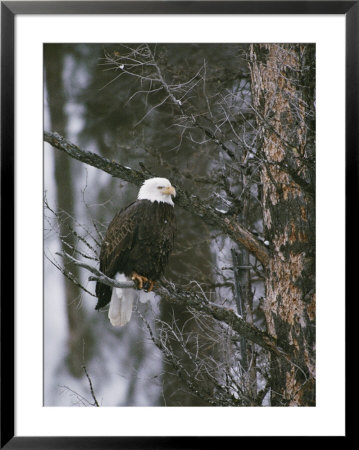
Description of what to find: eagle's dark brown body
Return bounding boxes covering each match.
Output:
[95,199,176,310]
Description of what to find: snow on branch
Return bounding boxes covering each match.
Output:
[44,131,270,266]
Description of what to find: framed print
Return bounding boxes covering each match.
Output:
[1,1,355,446]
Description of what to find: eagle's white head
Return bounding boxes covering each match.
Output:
[137,177,176,206]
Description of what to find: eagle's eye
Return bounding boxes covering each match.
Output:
[157,186,164,189]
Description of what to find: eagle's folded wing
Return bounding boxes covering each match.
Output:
[95,203,137,309]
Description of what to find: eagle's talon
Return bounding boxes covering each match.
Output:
[143,280,155,293]
[131,272,144,290]
[132,278,142,290]
[131,272,154,291]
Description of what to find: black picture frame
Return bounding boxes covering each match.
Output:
[1,1,354,447]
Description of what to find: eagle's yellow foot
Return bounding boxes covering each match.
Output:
[131,273,155,292]
[131,272,147,290]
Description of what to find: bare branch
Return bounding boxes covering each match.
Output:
[44,131,270,266]
[55,250,135,289]
[55,250,307,377]
[82,365,100,407]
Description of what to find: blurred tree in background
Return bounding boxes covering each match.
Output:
[44,43,315,407]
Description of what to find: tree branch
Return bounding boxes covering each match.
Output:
[56,250,305,374]
[82,365,100,407]
[55,251,135,289]
[44,131,270,266]
[156,281,301,367]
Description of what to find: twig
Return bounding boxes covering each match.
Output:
[82,365,100,407]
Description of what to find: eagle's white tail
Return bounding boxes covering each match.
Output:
[108,273,135,327]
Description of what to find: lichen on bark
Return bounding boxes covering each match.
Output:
[250,44,316,406]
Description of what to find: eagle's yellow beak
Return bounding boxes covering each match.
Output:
[162,186,176,197]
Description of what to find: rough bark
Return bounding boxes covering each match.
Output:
[250,44,316,405]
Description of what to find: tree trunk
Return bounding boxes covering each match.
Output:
[44,46,89,377]
[250,44,316,406]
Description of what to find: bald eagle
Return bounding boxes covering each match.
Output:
[95,177,176,326]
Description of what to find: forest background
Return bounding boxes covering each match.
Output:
[44,43,316,407]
